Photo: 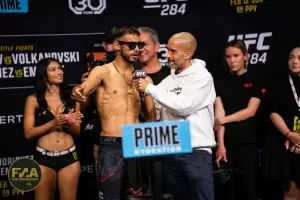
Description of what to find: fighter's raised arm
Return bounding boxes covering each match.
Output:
[71,66,108,102]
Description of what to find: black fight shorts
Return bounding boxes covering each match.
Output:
[34,145,79,171]
[96,136,151,200]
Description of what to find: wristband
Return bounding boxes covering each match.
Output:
[285,131,291,137]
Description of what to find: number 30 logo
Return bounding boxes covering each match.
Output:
[68,0,107,15]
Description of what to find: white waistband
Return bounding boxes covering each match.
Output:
[194,147,212,154]
[36,145,76,157]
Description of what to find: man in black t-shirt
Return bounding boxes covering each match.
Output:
[137,27,171,199]
[138,27,170,84]
[138,27,170,121]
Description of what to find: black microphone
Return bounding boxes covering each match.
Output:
[132,61,147,97]
[133,61,143,70]
[133,69,148,123]
[132,69,147,104]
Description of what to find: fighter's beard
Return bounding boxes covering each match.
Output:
[121,52,138,65]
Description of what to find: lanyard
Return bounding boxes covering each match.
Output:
[289,75,300,110]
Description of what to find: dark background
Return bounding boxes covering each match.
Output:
[0,0,299,199]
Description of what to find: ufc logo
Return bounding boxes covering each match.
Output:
[136,71,146,76]
[228,32,272,51]
[68,0,106,15]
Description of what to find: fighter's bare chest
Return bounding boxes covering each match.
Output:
[111,90,141,112]
[104,68,140,103]
[103,86,140,103]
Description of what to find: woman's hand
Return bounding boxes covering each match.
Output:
[287,132,300,148]
[53,105,68,126]
[216,145,227,168]
[289,144,300,154]
[214,117,226,131]
[66,108,83,124]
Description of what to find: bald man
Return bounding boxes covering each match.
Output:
[135,32,216,200]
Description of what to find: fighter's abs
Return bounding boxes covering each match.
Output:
[97,91,141,137]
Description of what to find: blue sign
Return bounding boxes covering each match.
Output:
[0,0,28,13]
[122,120,192,158]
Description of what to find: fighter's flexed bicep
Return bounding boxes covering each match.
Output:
[143,76,156,121]
[72,65,109,102]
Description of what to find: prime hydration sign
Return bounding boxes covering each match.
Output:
[0,0,28,13]
[122,120,192,158]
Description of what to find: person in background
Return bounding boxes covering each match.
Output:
[265,46,300,200]
[138,26,170,122]
[214,39,262,200]
[79,72,101,169]
[138,26,170,85]
[137,26,172,199]
[102,30,116,63]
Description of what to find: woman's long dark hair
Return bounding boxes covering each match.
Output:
[35,58,73,110]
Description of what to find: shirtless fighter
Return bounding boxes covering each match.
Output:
[71,26,156,199]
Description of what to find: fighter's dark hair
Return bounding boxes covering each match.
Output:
[110,25,140,40]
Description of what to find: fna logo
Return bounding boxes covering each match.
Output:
[8,158,41,192]
[68,0,107,15]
